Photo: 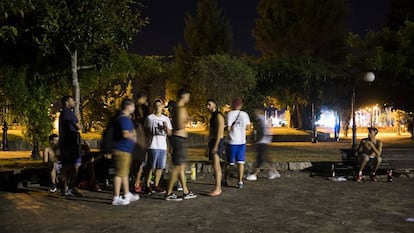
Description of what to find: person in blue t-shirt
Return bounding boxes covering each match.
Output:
[111,99,140,206]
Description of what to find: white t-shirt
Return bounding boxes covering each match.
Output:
[145,114,172,150]
[226,110,251,145]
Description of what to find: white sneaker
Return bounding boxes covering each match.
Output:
[246,174,258,181]
[268,171,281,179]
[112,196,130,206]
[124,192,140,202]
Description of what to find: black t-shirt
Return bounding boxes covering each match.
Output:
[59,107,79,148]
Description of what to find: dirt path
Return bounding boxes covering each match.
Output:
[1,171,413,233]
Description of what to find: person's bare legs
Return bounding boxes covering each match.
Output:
[357,154,369,182]
[178,164,189,194]
[154,169,163,187]
[223,164,231,185]
[146,169,153,188]
[113,176,122,197]
[134,162,143,188]
[373,157,382,173]
[166,166,180,195]
[122,176,130,194]
[238,163,244,183]
[209,154,222,195]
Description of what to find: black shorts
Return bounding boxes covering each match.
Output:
[170,135,187,166]
[208,138,225,161]
[60,147,81,165]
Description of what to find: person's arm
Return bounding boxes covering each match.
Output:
[120,117,136,142]
[213,114,225,153]
[355,139,364,156]
[165,118,173,136]
[369,140,383,157]
[43,148,49,163]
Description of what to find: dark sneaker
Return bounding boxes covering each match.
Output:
[153,186,166,194]
[49,184,57,193]
[165,193,183,201]
[143,186,153,195]
[183,191,197,200]
[66,188,84,197]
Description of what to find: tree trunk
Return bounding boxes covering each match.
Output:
[70,50,82,129]
[296,103,303,129]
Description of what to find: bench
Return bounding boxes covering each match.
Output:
[338,148,414,179]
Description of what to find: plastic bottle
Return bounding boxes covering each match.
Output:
[387,169,393,182]
[190,163,196,180]
[331,164,336,177]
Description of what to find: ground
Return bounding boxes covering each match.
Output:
[0,171,413,233]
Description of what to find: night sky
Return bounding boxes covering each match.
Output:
[131,0,390,56]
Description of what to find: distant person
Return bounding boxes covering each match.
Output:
[132,91,150,193]
[59,95,83,197]
[246,107,280,181]
[355,127,383,182]
[206,99,225,196]
[43,134,60,193]
[165,88,197,201]
[111,98,140,205]
[223,97,251,189]
[144,100,172,194]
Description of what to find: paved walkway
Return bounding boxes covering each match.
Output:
[0,171,413,233]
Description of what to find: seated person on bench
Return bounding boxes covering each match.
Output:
[356,127,383,182]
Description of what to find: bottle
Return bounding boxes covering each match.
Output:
[331,164,336,177]
[387,169,393,182]
[190,163,196,180]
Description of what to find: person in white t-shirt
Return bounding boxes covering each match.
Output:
[223,97,251,189]
[144,99,172,193]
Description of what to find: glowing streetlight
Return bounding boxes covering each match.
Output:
[351,72,375,149]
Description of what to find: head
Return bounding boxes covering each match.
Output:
[136,91,148,105]
[231,97,243,110]
[61,96,75,109]
[368,127,379,139]
[177,88,191,104]
[254,106,264,117]
[153,99,164,114]
[48,134,59,147]
[121,98,135,115]
[206,99,218,113]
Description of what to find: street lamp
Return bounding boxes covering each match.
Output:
[351,72,375,149]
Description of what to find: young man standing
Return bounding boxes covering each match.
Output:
[206,99,225,196]
[111,98,140,205]
[223,97,251,189]
[43,134,60,193]
[132,91,150,193]
[165,88,197,201]
[59,96,83,197]
[144,100,172,194]
[356,127,383,182]
[246,107,280,181]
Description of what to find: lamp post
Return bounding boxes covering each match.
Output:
[351,72,375,149]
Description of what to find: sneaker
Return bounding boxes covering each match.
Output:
[49,184,57,193]
[143,186,153,195]
[70,188,84,197]
[93,184,102,192]
[268,171,281,179]
[165,193,183,201]
[134,183,142,193]
[237,181,244,189]
[175,182,183,191]
[183,191,197,200]
[356,175,363,183]
[124,192,140,202]
[112,196,130,206]
[153,186,166,194]
[246,174,258,181]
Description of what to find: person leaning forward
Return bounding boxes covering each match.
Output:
[355,127,383,182]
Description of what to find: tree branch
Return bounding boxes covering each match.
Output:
[77,65,96,71]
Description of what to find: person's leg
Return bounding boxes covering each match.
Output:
[154,169,163,187]
[223,145,236,185]
[357,154,369,182]
[209,153,222,195]
[166,165,179,195]
[114,176,122,197]
[237,144,246,185]
[238,163,244,183]
[155,150,167,188]
[178,164,189,194]
[373,157,382,173]
[134,162,144,190]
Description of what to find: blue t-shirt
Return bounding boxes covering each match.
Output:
[115,115,135,153]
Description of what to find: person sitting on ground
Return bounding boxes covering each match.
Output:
[43,134,61,193]
[355,127,383,182]
[77,140,102,192]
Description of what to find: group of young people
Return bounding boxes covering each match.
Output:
[43,89,284,206]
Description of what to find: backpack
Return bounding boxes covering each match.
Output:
[100,112,122,154]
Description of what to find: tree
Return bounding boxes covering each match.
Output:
[23,0,148,123]
[178,0,233,57]
[252,0,349,129]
